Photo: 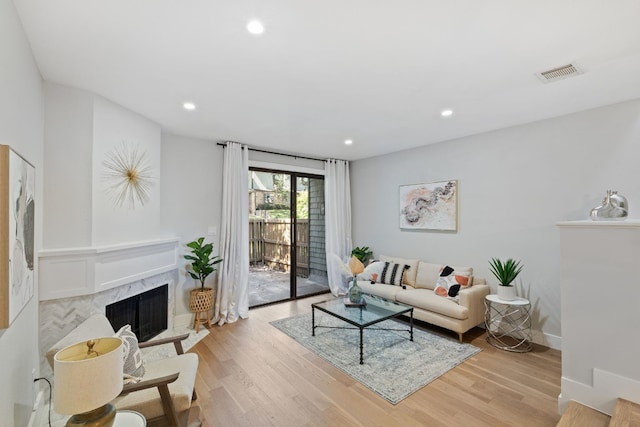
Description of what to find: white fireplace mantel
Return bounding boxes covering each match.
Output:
[38,237,181,300]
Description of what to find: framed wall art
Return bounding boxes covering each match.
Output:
[399,180,457,231]
[0,145,35,329]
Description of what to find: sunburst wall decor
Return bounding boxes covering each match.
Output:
[102,142,154,209]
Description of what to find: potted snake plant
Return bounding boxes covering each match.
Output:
[488,258,523,301]
[185,237,223,315]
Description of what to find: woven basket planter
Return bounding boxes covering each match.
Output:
[189,287,214,312]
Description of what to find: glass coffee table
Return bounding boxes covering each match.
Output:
[311,294,414,364]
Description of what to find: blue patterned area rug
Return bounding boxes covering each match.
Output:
[271,313,480,404]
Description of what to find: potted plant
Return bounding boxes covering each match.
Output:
[185,237,223,316]
[351,246,373,264]
[488,258,523,301]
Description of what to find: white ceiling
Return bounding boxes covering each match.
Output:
[13,0,640,161]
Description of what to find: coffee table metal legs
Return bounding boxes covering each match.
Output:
[410,309,414,341]
[359,328,364,365]
[312,306,315,336]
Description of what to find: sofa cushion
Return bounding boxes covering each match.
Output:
[415,262,443,290]
[379,255,418,286]
[357,281,404,301]
[379,262,409,286]
[395,289,469,320]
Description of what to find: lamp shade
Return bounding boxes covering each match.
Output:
[348,256,364,276]
[54,337,123,415]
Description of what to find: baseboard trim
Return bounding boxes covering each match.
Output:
[532,330,562,350]
[476,323,561,350]
[27,390,47,427]
[560,369,640,415]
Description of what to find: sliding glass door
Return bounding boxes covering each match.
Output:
[248,169,329,307]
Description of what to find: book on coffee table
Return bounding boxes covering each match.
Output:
[343,297,366,307]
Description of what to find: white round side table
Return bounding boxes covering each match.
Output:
[114,410,147,427]
[484,294,532,352]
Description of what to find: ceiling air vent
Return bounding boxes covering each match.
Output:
[536,63,582,83]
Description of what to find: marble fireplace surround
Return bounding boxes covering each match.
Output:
[38,237,181,377]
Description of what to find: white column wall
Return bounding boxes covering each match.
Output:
[92,97,162,245]
[558,221,640,414]
[43,83,93,248]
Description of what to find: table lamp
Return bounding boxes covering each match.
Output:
[54,337,124,427]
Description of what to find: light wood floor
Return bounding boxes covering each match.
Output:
[188,294,562,427]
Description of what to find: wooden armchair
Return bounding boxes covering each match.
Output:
[46,314,200,427]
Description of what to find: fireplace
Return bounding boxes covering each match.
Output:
[105,284,168,341]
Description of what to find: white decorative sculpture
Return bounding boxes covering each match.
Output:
[590,190,628,221]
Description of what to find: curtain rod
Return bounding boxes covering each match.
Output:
[216,142,345,162]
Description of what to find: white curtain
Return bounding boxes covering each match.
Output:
[324,159,352,296]
[215,142,249,325]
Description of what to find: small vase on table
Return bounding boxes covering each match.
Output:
[348,276,363,303]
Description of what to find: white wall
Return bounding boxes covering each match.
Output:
[92,97,162,245]
[43,83,93,248]
[0,0,44,425]
[160,134,223,316]
[350,98,640,347]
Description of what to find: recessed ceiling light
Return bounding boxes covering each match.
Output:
[183,102,196,111]
[441,109,453,117]
[247,20,264,35]
[344,139,353,146]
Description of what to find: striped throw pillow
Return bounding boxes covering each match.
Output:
[380,262,409,286]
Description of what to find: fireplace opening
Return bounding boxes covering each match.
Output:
[105,284,168,341]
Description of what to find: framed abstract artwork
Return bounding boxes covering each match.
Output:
[399,180,458,231]
[0,145,35,328]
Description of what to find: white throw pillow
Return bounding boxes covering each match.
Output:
[379,255,419,287]
[379,262,409,287]
[357,261,385,281]
[449,266,474,286]
[115,325,145,381]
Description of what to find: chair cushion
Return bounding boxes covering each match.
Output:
[395,289,469,320]
[113,353,199,420]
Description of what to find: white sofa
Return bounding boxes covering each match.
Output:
[355,255,490,342]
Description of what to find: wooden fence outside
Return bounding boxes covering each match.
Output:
[249,218,309,277]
